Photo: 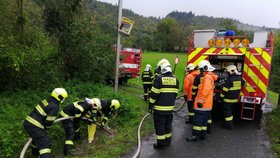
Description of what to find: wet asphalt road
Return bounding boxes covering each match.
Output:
[128,99,275,158]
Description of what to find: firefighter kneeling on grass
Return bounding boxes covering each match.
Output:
[141,64,154,101]
[60,98,99,156]
[23,88,68,158]
[86,98,120,144]
[186,60,217,142]
[149,59,179,149]
[220,65,245,130]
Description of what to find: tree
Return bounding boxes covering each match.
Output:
[154,18,180,51]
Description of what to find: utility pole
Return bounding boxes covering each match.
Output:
[114,0,123,94]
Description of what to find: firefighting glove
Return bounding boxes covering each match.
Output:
[148,103,154,114]
[197,103,203,108]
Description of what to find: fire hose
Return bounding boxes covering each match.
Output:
[20,116,112,158]
[132,113,151,158]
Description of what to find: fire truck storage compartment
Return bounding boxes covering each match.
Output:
[208,55,246,121]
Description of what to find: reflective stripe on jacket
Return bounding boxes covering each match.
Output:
[194,72,218,111]
[220,75,245,103]
[184,70,199,100]
[149,72,179,114]
[141,70,154,84]
[25,98,60,128]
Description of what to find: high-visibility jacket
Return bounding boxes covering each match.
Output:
[192,72,203,100]
[86,99,113,125]
[184,70,199,101]
[149,72,179,114]
[194,72,218,111]
[220,75,245,103]
[141,70,154,84]
[60,101,92,118]
[25,97,60,129]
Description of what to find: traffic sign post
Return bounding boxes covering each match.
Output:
[173,56,179,73]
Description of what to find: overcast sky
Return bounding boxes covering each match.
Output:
[97,0,280,28]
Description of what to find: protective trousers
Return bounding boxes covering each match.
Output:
[207,111,212,133]
[23,121,52,158]
[187,101,194,122]
[62,119,80,156]
[222,102,234,129]
[143,84,152,101]
[154,113,173,147]
[192,110,209,139]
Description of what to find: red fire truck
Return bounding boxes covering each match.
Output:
[118,48,142,84]
[187,29,274,122]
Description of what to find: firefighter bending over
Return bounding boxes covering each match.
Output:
[141,64,154,101]
[149,59,179,149]
[220,65,245,130]
[184,63,199,123]
[186,60,217,142]
[23,88,68,158]
[60,98,99,156]
[87,99,121,143]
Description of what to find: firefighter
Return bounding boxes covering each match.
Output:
[87,99,121,143]
[186,60,217,142]
[23,88,68,158]
[141,64,154,101]
[149,59,179,149]
[220,65,245,130]
[60,98,99,156]
[184,63,199,123]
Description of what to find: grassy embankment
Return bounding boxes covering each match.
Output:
[0,80,154,158]
[266,90,280,157]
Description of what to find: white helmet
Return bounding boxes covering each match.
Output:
[225,65,238,74]
[157,59,172,74]
[198,60,215,72]
[92,98,101,109]
[186,63,195,71]
[145,64,152,71]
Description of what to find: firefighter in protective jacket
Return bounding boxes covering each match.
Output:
[184,63,199,123]
[149,59,179,149]
[186,60,218,142]
[141,64,154,101]
[87,99,120,143]
[60,98,98,156]
[23,88,68,158]
[220,65,245,130]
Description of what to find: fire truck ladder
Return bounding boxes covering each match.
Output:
[241,50,263,120]
[135,53,141,76]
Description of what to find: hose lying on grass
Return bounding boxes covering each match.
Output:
[132,113,151,158]
[20,116,113,158]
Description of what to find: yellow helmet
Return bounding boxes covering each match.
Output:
[51,88,68,103]
[110,99,120,110]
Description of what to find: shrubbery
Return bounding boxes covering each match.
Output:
[0,81,146,157]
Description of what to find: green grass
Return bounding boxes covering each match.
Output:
[0,81,153,158]
[129,51,188,91]
[267,90,279,108]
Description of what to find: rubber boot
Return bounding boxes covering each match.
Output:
[186,135,199,142]
[144,94,147,101]
[31,147,39,156]
[64,144,73,156]
[207,123,211,134]
[224,121,233,130]
[165,137,171,147]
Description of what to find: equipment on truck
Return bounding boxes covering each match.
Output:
[187,29,274,122]
[118,47,142,84]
